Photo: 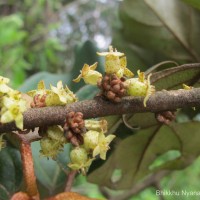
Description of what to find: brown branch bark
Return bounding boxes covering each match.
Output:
[20,137,39,199]
[0,88,200,133]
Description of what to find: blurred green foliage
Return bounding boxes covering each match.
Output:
[0,1,65,87]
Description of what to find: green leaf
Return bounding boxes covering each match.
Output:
[88,122,200,189]
[0,146,22,198]
[18,72,72,92]
[75,85,98,100]
[151,63,200,90]
[116,0,200,68]
[32,142,70,197]
[181,0,200,10]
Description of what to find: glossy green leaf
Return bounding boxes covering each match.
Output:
[88,122,200,189]
[0,146,22,199]
[115,0,200,69]
[151,63,200,90]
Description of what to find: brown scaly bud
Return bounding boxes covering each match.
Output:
[155,110,176,125]
[97,74,126,103]
[63,111,85,146]
[30,94,47,108]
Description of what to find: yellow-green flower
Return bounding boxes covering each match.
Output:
[0,93,27,130]
[73,62,102,85]
[93,132,115,160]
[27,80,48,97]
[0,76,12,95]
[97,46,134,78]
[47,81,77,106]
[28,80,77,106]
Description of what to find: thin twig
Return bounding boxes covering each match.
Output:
[18,135,39,199]
[109,171,169,200]
[99,186,112,199]
[65,170,77,192]
[0,87,199,134]
[153,182,165,200]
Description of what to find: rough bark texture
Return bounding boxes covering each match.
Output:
[0,88,200,133]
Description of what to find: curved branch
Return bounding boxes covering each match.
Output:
[0,88,200,133]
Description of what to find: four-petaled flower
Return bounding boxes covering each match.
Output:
[73,62,102,85]
[93,132,116,160]
[0,91,27,130]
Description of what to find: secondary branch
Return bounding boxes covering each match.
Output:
[0,88,200,133]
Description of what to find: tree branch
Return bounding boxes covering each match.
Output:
[0,88,200,133]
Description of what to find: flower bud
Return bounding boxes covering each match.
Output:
[84,130,99,150]
[125,70,155,107]
[68,147,93,174]
[70,147,88,165]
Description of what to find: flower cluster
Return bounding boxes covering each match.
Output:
[73,45,155,106]
[28,80,77,107]
[0,76,27,130]
[67,116,115,174]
